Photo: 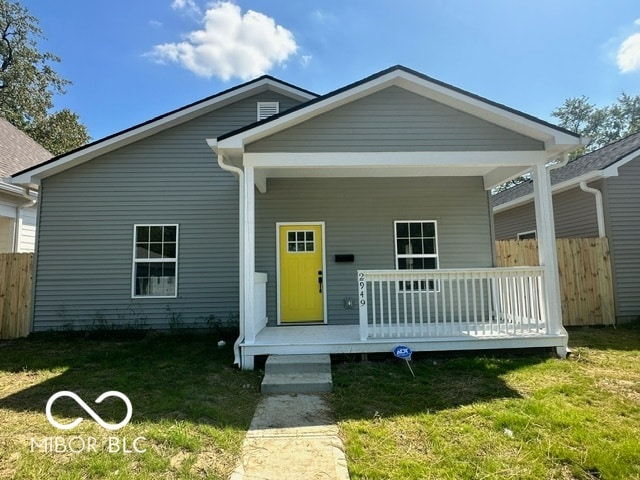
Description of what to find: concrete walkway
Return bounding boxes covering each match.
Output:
[230,394,350,480]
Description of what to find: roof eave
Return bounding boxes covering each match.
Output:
[492,170,607,212]
[11,77,317,185]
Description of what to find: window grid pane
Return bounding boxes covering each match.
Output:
[395,221,437,270]
[287,230,315,253]
[133,225,178,297]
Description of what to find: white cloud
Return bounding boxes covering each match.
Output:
[617,19,640,73]
[171,0,201,16]
[148,2,298,81]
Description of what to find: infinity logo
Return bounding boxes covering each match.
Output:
[45,391,133,431]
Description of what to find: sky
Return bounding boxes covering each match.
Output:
[19,0,640,141]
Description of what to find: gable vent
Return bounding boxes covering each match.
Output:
[257,101,279,121]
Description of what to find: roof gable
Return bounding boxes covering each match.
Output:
[492,131,640,209]
[246,85,545,153]
[215,65,582,155]
[12,76,317,187]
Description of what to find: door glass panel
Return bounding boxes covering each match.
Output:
[287,230,315,252]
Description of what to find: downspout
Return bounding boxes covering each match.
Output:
[579,182,605,238]
[209,145,246,368]
[21,187,37,208]
[547,154,569,173]
[13,187,37,252]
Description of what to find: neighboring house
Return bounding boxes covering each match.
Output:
[492,132,640,324]
[12,66,583,369]
[0,118,52,253]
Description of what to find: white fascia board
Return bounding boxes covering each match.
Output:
[244,151,548,169]
[219,69,583,155]
[392,72,584,152]
[601,150,640,176]
[218,80,391,150]
[483,166,533,190]
[12,78,314,186]
[492,170,606,213]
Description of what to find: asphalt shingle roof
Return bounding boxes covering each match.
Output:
[491,131,640,207]
[0,118,54,179]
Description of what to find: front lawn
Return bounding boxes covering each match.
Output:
[0,332,262,479]
[332,326,640,480]
[2,326,639,479]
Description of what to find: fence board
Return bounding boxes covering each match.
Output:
[495,238,615,326]
[0,253,33,339]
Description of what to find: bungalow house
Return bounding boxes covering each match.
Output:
[0,118,52,253]
[12,66,584,369]
[492,131,640,324]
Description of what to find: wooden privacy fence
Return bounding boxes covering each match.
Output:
[0,253,33,339]
[495,238,615,326]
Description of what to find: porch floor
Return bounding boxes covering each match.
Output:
[241,324,566,357]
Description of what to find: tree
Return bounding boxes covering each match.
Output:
[0,0,89,155]
[552,94,640,157]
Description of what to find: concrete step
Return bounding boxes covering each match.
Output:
[261,372,333,394]
[261,354,333,394]
[265,354,332,375]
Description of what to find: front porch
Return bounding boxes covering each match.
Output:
[239,266,566,369]
[208,67,584,370]
[242,323,565,358]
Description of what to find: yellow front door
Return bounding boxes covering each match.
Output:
[279,224,324,323]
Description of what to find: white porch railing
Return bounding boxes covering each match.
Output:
[357,268,548,341]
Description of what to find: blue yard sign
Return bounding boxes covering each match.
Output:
[393,345,415,377]
[393,345,412,359]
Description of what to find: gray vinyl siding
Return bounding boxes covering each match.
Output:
[32,92,302,331]
[255,177,493,326]
[494,183,601,240]
[554,182,601,237]
[603,156,640,320]
[493,203,537,240]
[248,86,544,153]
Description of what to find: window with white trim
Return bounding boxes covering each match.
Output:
[257,101,279,121]
[395,221,438,290]
[133,225,178,297]
[516,230,536,240]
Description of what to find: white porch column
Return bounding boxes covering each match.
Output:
[531,161,568,357]
[242,165,256,353]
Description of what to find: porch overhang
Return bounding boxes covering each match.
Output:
[207,143,556,193]
[240,151,550,192]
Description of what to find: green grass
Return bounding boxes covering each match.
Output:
[0,332,262,479]
[332,325,640,480]
[2,326,639,479]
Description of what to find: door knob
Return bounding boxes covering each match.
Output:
[318,270,323,293]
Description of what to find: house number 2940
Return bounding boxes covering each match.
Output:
[358,272,366,306]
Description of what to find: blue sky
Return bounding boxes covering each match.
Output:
[20,0,640,141]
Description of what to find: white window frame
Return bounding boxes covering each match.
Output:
[394,220,439,292]
[517,230,537,240]
[132,224,179,298]
[257,101,279,121]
